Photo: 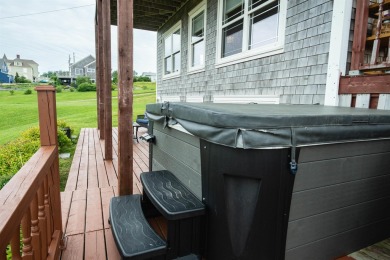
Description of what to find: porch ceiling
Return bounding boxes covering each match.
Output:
[110,0,188,31]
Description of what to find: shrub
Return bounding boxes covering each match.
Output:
[24,89,32,95]
[69,87,75,92]
[0,121,74,187]
[9,90,14,95]
[57,120,74,150]
[0,136,40,183]
[111,84,117,91]
[56,86,63,93]
[78,82,96,92]
[76,76,91,86]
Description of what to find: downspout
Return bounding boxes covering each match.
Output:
[324,0,353,106]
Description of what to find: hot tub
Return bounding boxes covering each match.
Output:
[145,102,390,260]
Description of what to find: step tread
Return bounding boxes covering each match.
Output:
[141,170,205,220]
[109,194,166,259]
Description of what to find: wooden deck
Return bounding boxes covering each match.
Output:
[60,128,390,259]
[60,127,166,259]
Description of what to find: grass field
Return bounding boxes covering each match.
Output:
[0,82,156,145]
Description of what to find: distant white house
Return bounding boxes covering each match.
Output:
[141,72,156,82]
[2,54,39,82]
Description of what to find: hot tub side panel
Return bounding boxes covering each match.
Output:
[150,121,202,200]
[285,139,390,260]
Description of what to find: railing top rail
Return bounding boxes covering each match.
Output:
[0,145,56,250]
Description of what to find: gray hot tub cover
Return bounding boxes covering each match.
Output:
[146,102,390,149]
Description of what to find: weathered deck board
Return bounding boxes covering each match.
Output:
[64,128,84,191]
[85,230,106,260]
[85,188,103,233]
[61,127,152,260]
[65,189,86,236]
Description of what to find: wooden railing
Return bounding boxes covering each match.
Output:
[0,86,63,259]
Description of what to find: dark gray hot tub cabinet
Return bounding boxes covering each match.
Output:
[145,103,390,260]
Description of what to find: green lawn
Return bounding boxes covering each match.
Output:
[0,83,156,145]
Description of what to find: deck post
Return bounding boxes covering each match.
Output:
[35,86,63,244]
[95,16,100,132]
[97,0,105,139]
[102,0,113,160]
[117,0,134,195]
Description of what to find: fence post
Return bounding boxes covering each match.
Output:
[35,86,63,245]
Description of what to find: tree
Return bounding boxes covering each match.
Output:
[112,70,118,84]
[134,75,151,82]
[14,72,20,83]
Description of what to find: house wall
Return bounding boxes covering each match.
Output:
[85,64,96,82]
[0,71,12,83]
[8,66,34,82]
[156,0,335,104]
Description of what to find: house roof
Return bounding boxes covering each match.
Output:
[1,54,38,68]
[84,60,96,68]
[70,55,95,68]
[13,58,38,65]
[110,0,188,31]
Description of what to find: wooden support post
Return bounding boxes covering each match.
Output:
[36,86,58,147]
[117,0,134,195]
[351,0,368,70]
[95,17,100,131]
[103,0,113,160]
[97,0,105,139]
[35,86,63,244]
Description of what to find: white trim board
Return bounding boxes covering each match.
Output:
[213,95,280,104]
[324,1,353,106]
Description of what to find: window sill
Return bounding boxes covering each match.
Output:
[162,73,181,81]
[187,67,205,75]
[215,46,284,69]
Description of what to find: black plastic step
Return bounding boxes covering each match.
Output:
[140,170,205,220]
[109,194,166,259]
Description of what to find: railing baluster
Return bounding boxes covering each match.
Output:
[10,226,22,260]
[38,185,47,259]
[21,209,33,260]
[30,193,41,260]
[44,174,52,248]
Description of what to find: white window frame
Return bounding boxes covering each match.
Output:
[75,68,83,76]
[215,0,287,67]
[188,1,207,74]
[162,21,182,80]
[87,68,95,73]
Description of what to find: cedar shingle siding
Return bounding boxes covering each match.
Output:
[156,0,334,104]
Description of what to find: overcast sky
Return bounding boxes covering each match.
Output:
[0,0,157,75]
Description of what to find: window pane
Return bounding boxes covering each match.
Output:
[172,29,181,53]
[192,40,205,67]
[249,2,279,49]
[223,0,244,24]
[165,56,172,74]
[222,19,243,57]
[173,52,181,72]
[165,35,172,57]
[192,11,204,42]
[249,0,268,10]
